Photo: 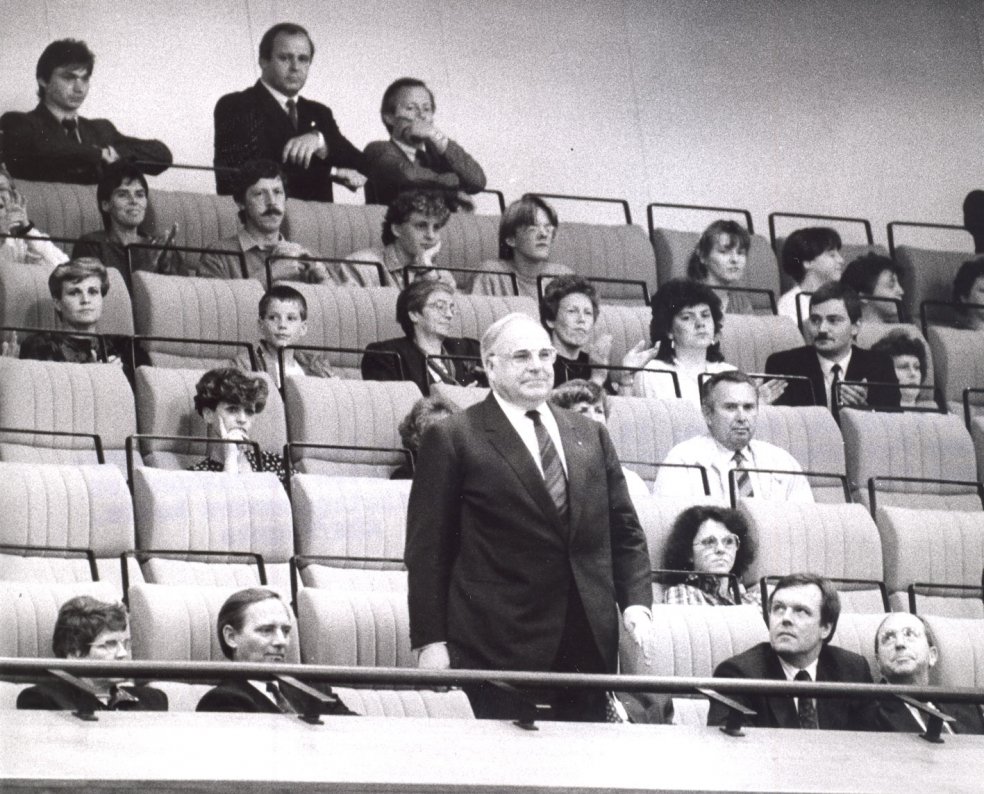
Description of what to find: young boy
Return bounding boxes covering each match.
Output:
[244,284,333,386]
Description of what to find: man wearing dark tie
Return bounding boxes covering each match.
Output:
[874,612,984,734]
[213,22,366,203]
[0,39,172,184]
[707,573,879,730]
[406,312,654,722]
[765,282,900,410]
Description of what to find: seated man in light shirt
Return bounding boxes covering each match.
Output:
[653,370,814,502]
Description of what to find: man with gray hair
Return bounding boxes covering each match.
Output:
[653,370,814,501]
[405,312,654,721]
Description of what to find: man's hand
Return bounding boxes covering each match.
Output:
[1,189,29,233]
[417,239,442,268]
[269,241,310,281]
[758,378,788,405]
[416,643,451,670]
[839,378,869,407]
[333,168,367,191]
[101,146,120,164]
[623,606,655,665]
[281,131,327,169]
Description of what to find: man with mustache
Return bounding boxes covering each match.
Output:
[196,159,326,282]
[406,312,655,722]
[653,370,814,501]
[765,281,900,410]
[707,573,879,731]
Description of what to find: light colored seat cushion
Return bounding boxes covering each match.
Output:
[924,615,984,689]
[333,687,474,719]
[607,396,706,485]
[719,314,803,375]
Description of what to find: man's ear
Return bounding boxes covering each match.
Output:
[819,621,834,643]
[222,623,239,653]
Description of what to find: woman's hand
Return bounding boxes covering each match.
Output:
[757,378,788,405]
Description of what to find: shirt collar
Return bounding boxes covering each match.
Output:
[711,436,753,465]
[493,391,548,423]
[260,79,301,112]
[778,654,820,682]
[238,228,284,252]
[816,348,853,378]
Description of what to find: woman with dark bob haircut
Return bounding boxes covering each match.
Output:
[361,279,485,395]
[662,505,759,606]
[189,367,287,485]
[951,257,984,331]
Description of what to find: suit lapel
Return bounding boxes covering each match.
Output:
[251,81,294,137]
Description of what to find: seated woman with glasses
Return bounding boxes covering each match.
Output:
[361,279,486,396]
[190,367,288,487]
[661,505,759,606]
[17,595,168,711]
[687,220,755,315]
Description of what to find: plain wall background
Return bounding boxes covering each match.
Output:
[1,0,982,241]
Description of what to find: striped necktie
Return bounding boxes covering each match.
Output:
[526,410,568,523]
[795,670,819,729]
[266,681,296,713]
[733,450,754,498]
[285,99,299,131]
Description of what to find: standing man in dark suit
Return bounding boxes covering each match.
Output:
[873,612,984,734]
[0,39,172,184]
[197,588,353,715]
[406,312,654,722]
[765,281,900,410]
[213,22,366,203]
[707,573,879,731]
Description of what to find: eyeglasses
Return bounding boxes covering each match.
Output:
[693,534,740,551]
[89,638,131,653]
[493,348,558,366]
[423,300,458,315]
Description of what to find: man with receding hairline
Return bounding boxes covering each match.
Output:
[406,312,654,722]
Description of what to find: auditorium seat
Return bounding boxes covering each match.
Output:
[840,408,980,510]
[0,359,136,471]
[739,501,886,613]
[924,615,984,689]
[826,612,886,681]
[428,212,499,287]
[291,474,408,590]
[284,377,421,477]
[329,688,474,719]
[592,304,651,374]
[132,468,293,590]
[718,314,803,375]
[0,461,137,593]
[857,322,936,400]
[753,405,847,503]
[0,261,133,335]
[15,180,101,242]
[876,506,984,618]
[131,272,262,368]
[449,293,539,339]
[549,221,657,303]
[973,417,984,482]
[134,368,285,470]
[430,383,490,410]
[892,243,973,324]
[282,200,387,261]
[606,396,706,486]
[926,326,984,417]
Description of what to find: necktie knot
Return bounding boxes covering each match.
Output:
[794,670,812,682]
[61,118,80,142]
[526,409,542,425]
[732,450,745,466]
[831,363,842,379]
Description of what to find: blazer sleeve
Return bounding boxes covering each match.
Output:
[196,685,259,712]
[706,656,755,726]
[863,351,901,408]
[86,118,172,175]
[364,140,472,198]
[318,108,366,174]
[16,685,62,710]
[1,110,103,183]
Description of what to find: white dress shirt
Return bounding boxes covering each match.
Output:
[492,392,568,477]
[778,656,820,712]
[817,349,853,407]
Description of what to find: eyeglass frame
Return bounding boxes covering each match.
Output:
[692,534,741,551]
[489,347,558,366]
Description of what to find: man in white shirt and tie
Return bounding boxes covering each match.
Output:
[654,370,814,502]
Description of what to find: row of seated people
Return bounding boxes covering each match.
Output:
[10,579,983,734]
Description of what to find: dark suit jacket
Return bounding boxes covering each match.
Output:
[196,679,354,715]
[213,82,366,202]
[875,696,984,735]
[363,139,486,206]
[0,104,172,184]
[361,335,484,396]
[17,680,168,712]
[405,393,651,673]
[765,345,900,409]
[707,642,879,730]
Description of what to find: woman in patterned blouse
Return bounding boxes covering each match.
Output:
[662,505,760,606]
[189,367,287,486]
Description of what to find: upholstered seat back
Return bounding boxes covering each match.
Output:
[893,243,973,323]
[284,200,386,260]
[593,305,651,372]
[550,222,657,301]
[927,326,984,415]
[332,688,474,719]
[607,397,706,485]
[448,294,538,340]
[15,180,101,241]
[924,615,984,688]
[719,314,803,375]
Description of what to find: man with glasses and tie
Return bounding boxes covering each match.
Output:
[213,22,366,203]
[406,312,654,721]
[17,596,168,711]
[654,370,814,502]
[873,612,984,734]
[707,573,879,731]
[765,281,900,410]
[1,39,172,184]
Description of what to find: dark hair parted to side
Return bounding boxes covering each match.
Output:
[194,368,269,416]
[52,596,128,659]
[649,278,724,363]
[768,573,841,644]
[381,189,451,246]
[952,257,984,303]
[699,369,760,409]
[395,278,455,338]
[781,227,842,284]
[498,195,559,260]
[259,284,307,320]
[217,587,285,660]
[840,253,902,296]
[96,161,149,230]
[380,77,436,131]
[540,274,599,326]
[662,504,757,581]
[258,22,314,61]
[870,330,927,381]
[549,378,609,418]
[687,220,751,281]
[48,257,110,301]
[36,39,95,99]
[808,280,862,324]
[398,394,457,451]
